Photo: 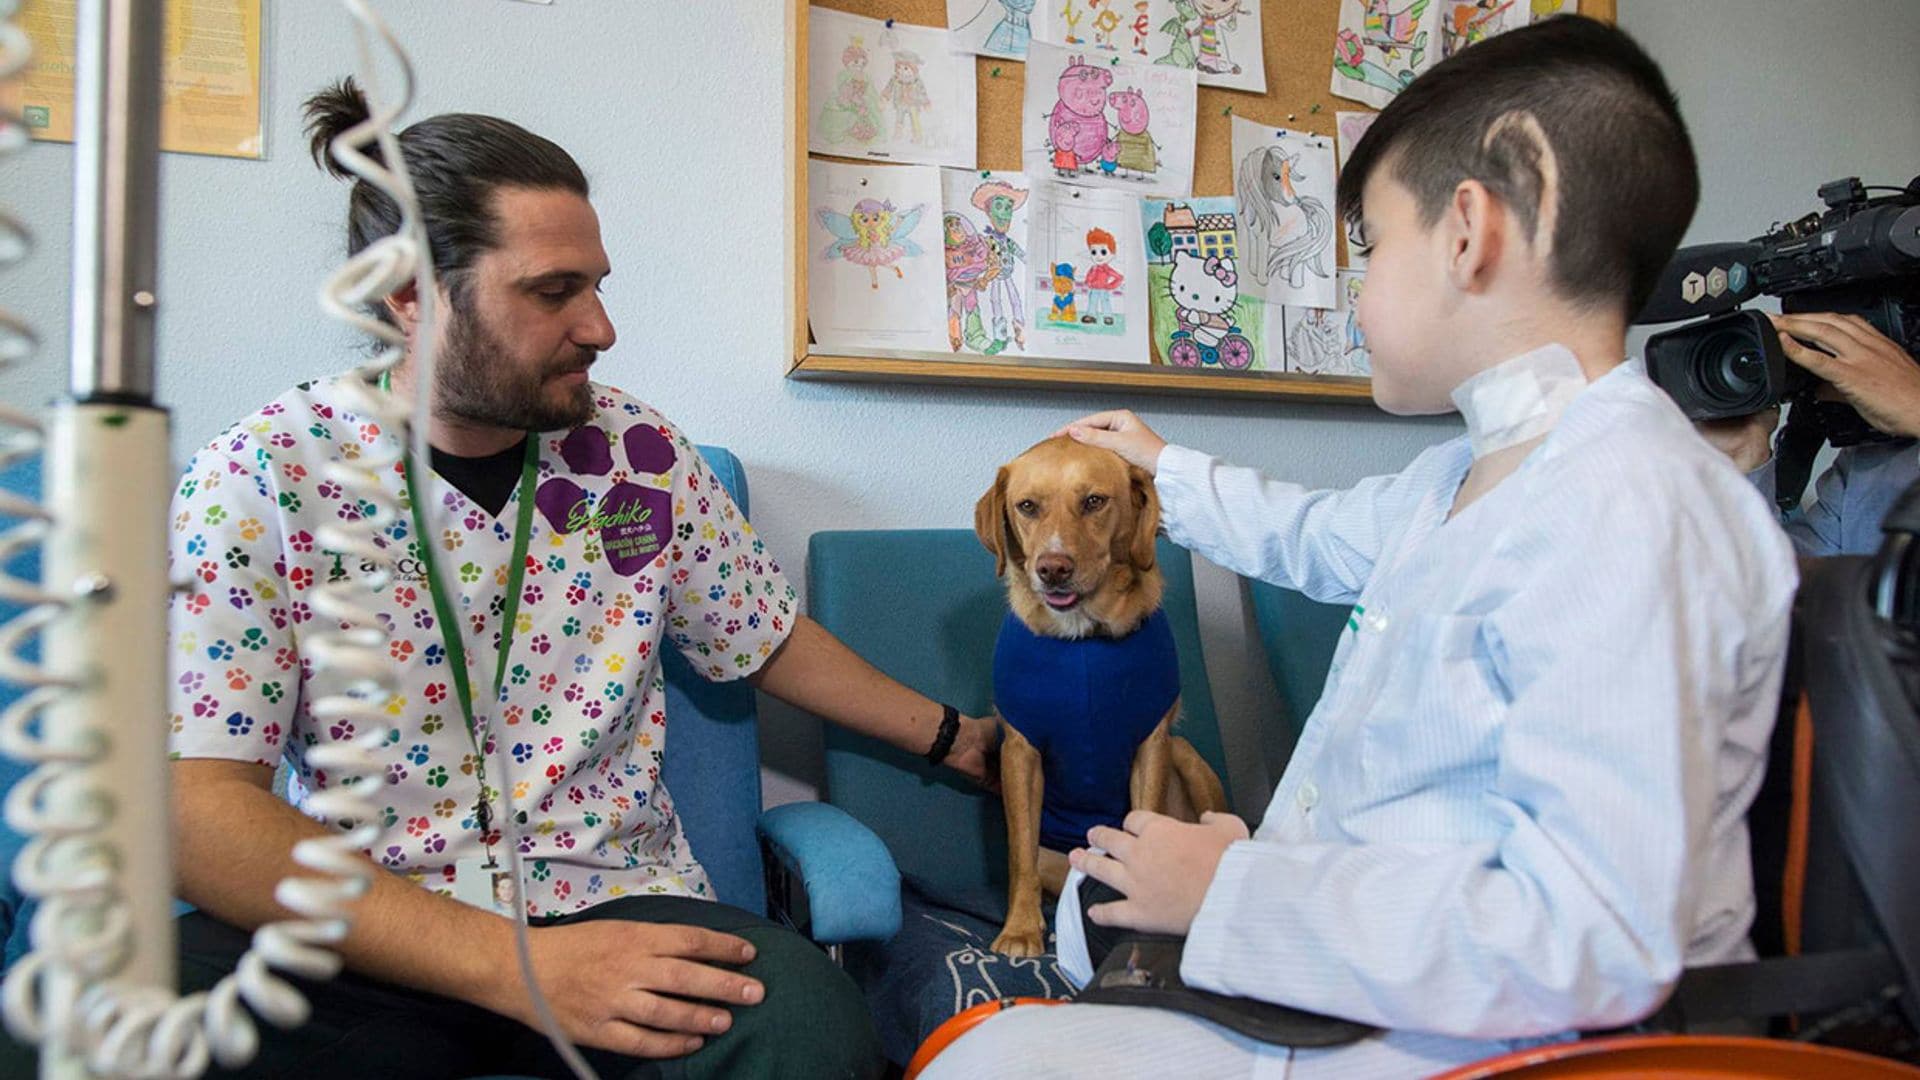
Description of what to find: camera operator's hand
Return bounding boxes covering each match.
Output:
[1770,313,1920,439]
[1697,407,1780,473]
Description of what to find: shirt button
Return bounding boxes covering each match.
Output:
[1297,781,1320,811]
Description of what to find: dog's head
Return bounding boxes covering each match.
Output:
[974,437,1162,638]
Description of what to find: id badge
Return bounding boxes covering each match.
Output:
[453,855,519,916]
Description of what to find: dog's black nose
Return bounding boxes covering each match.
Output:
[1035,553,1075,587]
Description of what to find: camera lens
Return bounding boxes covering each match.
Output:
[1689,328,1770,412]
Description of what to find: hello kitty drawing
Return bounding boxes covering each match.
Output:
[1164,249,1251,368]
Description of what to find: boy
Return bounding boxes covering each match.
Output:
[1082,227,1124,324]
[928,16,1796,1078]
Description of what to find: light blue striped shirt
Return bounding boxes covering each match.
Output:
[1160,360,1798,1041]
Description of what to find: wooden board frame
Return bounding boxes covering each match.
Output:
[787,0,1615,403]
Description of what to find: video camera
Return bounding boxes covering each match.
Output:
[1635,176,1920,507]
[1639,176,1920,426]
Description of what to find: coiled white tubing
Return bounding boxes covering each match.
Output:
[0,3,433,1076]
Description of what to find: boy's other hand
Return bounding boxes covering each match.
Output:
[1073,810,1249,937]
[1770,312,1920,439]
[1696,407,1779,473]
[1054,410,1169,475]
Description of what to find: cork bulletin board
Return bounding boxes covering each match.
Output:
[786,0,1616,402]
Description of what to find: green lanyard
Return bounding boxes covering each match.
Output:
[380,371,539,847]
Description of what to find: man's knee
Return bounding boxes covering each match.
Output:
[721,926,880,1080]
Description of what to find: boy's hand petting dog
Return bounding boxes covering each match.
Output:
[1073,810,1249,937]
[1054,410,1170,477]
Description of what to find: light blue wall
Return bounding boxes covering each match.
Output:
[3,1,1914,811]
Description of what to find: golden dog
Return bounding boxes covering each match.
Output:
[974,437,1228,957]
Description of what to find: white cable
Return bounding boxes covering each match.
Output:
[0,3,408,1076]
[324,6,594,1078]
[0,4,594,1074]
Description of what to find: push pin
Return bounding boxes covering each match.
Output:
[885,18,895,27]
[981,170,990,177]
[1222,105,1233,116]
[860,177,869,186]
[991,65,1002,77]
[1287,113,1296,122]
[1310,103,1323,114]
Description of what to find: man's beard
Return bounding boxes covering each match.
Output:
[435,302,596,432]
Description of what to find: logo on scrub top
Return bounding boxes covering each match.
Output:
[535,424,677,577]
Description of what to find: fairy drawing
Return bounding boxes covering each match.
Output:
[816,198,928,290]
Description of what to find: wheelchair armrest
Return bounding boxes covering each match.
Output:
[756,802,902,946]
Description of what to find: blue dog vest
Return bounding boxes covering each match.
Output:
[991,609,1181,853]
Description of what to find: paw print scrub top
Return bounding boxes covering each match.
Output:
[166,376,797,915]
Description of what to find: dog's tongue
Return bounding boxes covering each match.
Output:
[1044,591,1080,610]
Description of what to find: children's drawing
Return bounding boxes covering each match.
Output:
[1036,0,1265,92]
[808,9,977,168]
[1529,0,1576,21]
[1330,0,1439,109]
[1232,118,1337,309]
[944,212,997,353]
[1023,42,1196,198]
[1334,110,1378,268]
[1140,196,1271,370]
[942,170,1033,356]
[1037,0,1140,52]
[1108,88,1158,179]
[807,161,949,354]
[948,0,1037,59]
[1025,183,1150,363]
[1441,0,1522,58]
[881,50,933,144]
[814,36,885,147]
[818,198,928,290]
[1278,270,1371,376]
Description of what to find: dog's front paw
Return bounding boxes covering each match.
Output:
[990,925,1048,958]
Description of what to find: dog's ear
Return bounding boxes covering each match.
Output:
[1127,465,1160,572]
[974,466,1022,578]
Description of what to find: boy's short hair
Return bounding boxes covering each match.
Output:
[1336,16,1697,319]
[1087,228,1116,249]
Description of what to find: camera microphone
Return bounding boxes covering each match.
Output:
[1634,241,1766,325]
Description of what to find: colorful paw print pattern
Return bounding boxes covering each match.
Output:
[166,377,797,915]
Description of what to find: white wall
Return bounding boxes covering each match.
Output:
[4,1,1915,815]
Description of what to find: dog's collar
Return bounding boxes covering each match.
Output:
[1449,344,1589,461]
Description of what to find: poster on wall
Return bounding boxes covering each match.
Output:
[1329,0,1442,110]
[809,7,978,169]
[947,0,1036,59]
[1032,0,1266,93]
[1275,269,1371,377]
[941,169,1035,357]
[1025,182,1150,364]
[1139,196,1275,371]
[1231,117,1338,310]
[5,0,266,159]
[1022,40,1197,199]
[807,160,951,354]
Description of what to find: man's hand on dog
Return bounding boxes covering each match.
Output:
[1073,810,1249,936]
[1055,410,1169,476]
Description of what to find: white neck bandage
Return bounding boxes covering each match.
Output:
[1449,344,1590,460]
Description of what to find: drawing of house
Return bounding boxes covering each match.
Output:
[1195,211,1237,260]
[1162,203,1198,257]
